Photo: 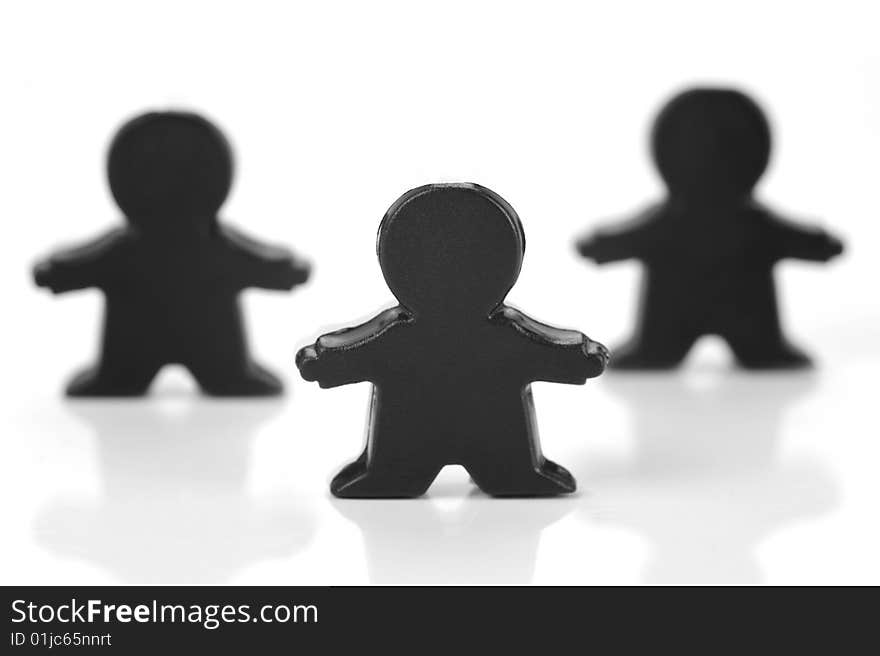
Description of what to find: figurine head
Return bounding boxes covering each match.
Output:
[378,184,525,319]
[108,111,233,230]
[652,88,771,203]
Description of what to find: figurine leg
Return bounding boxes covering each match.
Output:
[727,336,813,370]
[610,332,696,370]
[66,363,159,397]
[190,361,284,397]
[467,457,576,497]
[717,289,813,369]
[331,451,441,498]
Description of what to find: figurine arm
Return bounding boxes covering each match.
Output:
[575,205,662,264]
[496,307,609,384]
[767,215,844,262]
[222,225,311,290]
[296,307,409,388]
[32,228,127,293]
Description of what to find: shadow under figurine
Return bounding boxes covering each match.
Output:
[576,87,844,369]
[297,183,608,498]
[34,111,310,396]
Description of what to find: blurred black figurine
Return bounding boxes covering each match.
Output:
[576,88,844,369]
[34,111,310,396]
[297,183,608,498]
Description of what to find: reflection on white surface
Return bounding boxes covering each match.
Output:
[578,370,838,584]
[15,367,852,584]
[34,397,315,584]
[334,472,572,584]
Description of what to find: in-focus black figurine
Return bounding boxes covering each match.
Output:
[297,183,608,498]
[34,111,310,396]
[576,88,844,369]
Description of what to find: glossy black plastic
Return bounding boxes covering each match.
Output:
[34,111,310,396]
[298,183,607,498]
[576,88,844,369]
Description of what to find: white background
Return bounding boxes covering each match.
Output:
[1,0,878,584]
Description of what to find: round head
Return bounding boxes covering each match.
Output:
[107,111,233,228]
[652,88,771,202]
[377,184,525,318]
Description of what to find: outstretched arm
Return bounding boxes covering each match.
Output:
[222,225,311,290]
[296,307,409,388]
[575,205,662,264]
[766,214,844,262]
[495,307,609,384]
[33,228,127,294]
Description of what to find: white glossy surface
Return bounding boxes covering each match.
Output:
[4,355,879,585]
[1,1,879,584]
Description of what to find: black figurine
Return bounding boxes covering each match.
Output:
[297,183,608,498]
[34,111,310,396]
[576,88,844,369]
